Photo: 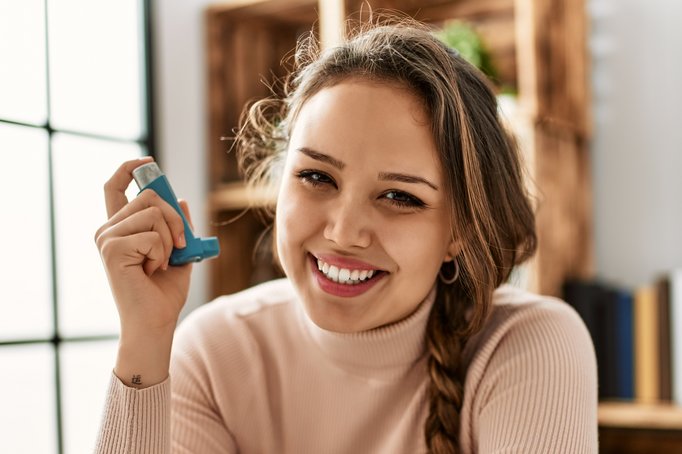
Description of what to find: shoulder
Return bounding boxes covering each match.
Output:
[464,283,597,396]
[179,278,296,333]
[460,288,599,452]
[171,278,299,380]
[470,284,593,354]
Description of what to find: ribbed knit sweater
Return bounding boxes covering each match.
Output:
[95,279,598,453]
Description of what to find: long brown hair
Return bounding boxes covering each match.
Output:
[237,17,537,454]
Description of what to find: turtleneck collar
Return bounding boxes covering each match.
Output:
[296,287,436,381]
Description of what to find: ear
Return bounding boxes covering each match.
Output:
[443,239,463,262]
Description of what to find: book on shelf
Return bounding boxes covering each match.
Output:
[562,272,679,404]
[612,289,634,399]
[657,276,672,401]
[671,270,682,405]
[634,285,658,402]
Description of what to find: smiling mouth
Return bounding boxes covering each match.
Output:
[310,254,386,286]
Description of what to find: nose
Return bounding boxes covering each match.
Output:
[323,196,372,249]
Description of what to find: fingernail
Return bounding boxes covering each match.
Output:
[162,261,168,271]
[178,233,186,248]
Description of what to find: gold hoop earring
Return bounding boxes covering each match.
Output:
[439,259,460,285]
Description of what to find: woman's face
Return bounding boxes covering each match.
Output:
[276,80,456,333]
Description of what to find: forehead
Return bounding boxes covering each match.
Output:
[295,79,429,131]
[289,80,441,175]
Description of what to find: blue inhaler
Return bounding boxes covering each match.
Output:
[132,162,220,266]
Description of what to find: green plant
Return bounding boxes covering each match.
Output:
[436,20,498,82]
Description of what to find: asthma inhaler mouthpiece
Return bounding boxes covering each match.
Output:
[132,162,220,266]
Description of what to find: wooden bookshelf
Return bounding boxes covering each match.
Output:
[599,402,682,430]
[209,182,276,212]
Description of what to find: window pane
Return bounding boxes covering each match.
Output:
[47,0,144,140]
[52,133,142,336]
[60,340,117,454]
[0,0,48,125]
[0,344,57,454]
[0,124,53,341]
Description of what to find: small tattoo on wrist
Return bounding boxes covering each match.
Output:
[132,375,142,385]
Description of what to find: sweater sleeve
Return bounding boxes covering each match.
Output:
[472,303,599,453]
[94,347,239,454]
[94,373,171,454]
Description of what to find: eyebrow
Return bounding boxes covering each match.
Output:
[297,147,345,170]
[378,172,439,191]
[296,146,439,191]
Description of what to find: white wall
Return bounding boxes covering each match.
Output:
[153,0,216,315]
[590,0,682,289]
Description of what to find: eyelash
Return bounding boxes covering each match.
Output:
[295,170,427,210]
[297,169,337,188]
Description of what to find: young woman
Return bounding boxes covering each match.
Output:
[94,20,598,454]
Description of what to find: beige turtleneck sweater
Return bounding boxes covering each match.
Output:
[95,279,598,453]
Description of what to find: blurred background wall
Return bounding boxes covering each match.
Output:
[590,0,682,288]
[153,0,215,315]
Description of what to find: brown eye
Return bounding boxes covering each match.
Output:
[383,191,425,209]
[297,170,337,188]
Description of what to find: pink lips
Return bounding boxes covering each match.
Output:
[310,254,386,298]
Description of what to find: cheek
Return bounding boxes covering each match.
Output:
[275,192,296,261]
[382,216,451,274]
[275,183,317,263]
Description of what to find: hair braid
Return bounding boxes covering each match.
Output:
[425,277,471,453]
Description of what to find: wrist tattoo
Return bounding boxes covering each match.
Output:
[132,374,142,385]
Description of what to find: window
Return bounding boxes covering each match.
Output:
[0,0,154,452]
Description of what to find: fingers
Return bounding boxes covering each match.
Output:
[100,231,168,277]
[95,191,188,275]
[99,205,176,264]
[103,156,154,219]
[97,188,186,250]
[178,199,194,231]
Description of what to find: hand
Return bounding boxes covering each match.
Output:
[94,157,193,386]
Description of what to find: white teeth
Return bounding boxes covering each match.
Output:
[338,268,351,283]
[327,265,340,282]
[315,257,379,285]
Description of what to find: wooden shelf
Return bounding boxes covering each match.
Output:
[599,402,682,430]
[209,182,276,212]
